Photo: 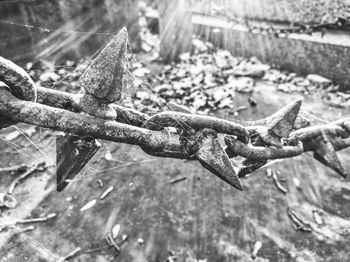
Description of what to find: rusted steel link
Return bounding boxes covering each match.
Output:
[0,56,37,102]
[36,86,149,127]
[288,123,350,142]
[0,87,174,152]
[225,136,304,160]
[235,114,310,130]
[304,137,350,152]
[143,111,250,143]
[37,86,249,141]
[36,86,82,112]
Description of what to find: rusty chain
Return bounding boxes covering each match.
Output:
[1,28,350,192]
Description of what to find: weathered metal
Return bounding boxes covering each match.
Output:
[143,111,250,143]
[56,134,101,191]
[225,136,304,160]
[196,131,242,190]
[0,56,37,102]
[1,29,350,192]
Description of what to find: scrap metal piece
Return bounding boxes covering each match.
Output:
[56,134,101,191]
[196,131,243,190]
[309,134,347,178]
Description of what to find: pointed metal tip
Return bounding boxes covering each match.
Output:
[115,27,128,42]
[268,99,302,138]
[119,26,128,34]
[78,27,129,103]
[57,181,69,192]
[312,135,347,178]
[237,159,267,178]
[56,135,101,192]
[196,136,243,190]
[314,152,347,178]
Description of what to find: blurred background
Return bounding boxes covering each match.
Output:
[1,1,350,261]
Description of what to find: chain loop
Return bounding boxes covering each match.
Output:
[1,52,350,190]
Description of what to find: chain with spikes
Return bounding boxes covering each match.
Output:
[0,28,350,192]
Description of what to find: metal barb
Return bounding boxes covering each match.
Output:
[78,28,128,119]
[56,134,101,191]
[256,99,302,147]
[310,134,347,178]
[268,99,302,138]
[237,159,267,178]
[196,131,243,190]
[79,27,128,103]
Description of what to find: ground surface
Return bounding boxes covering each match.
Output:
[1,77,350,262]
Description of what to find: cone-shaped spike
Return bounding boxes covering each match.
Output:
[237,159,267,178]
[78,27,128,103]
[56,134,101,192]
[166,102,192,114]
[268,100,302,138]
[312,135,347,178]
[196,136,243,190]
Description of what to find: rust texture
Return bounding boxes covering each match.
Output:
[1,29,350,191]
[78,28,127,103]
[0,56,37,102]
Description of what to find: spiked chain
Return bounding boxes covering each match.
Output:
[1,28,350,192]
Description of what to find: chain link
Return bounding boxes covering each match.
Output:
[1,28,350,190]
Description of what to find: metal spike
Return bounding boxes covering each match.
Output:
[56,134,101,192]
[237,159,267,178]
[196,136,243,190]
[268,99,302,138]
[311,135,347,178]
[78,27,128,103]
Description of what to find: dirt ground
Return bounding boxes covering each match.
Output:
[1,81,350,262]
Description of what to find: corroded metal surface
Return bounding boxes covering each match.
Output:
[78,28,127,103]
[1,30,350,191]
[196,131,243,190]
[56,134,101,191]
[0,56,37,102]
